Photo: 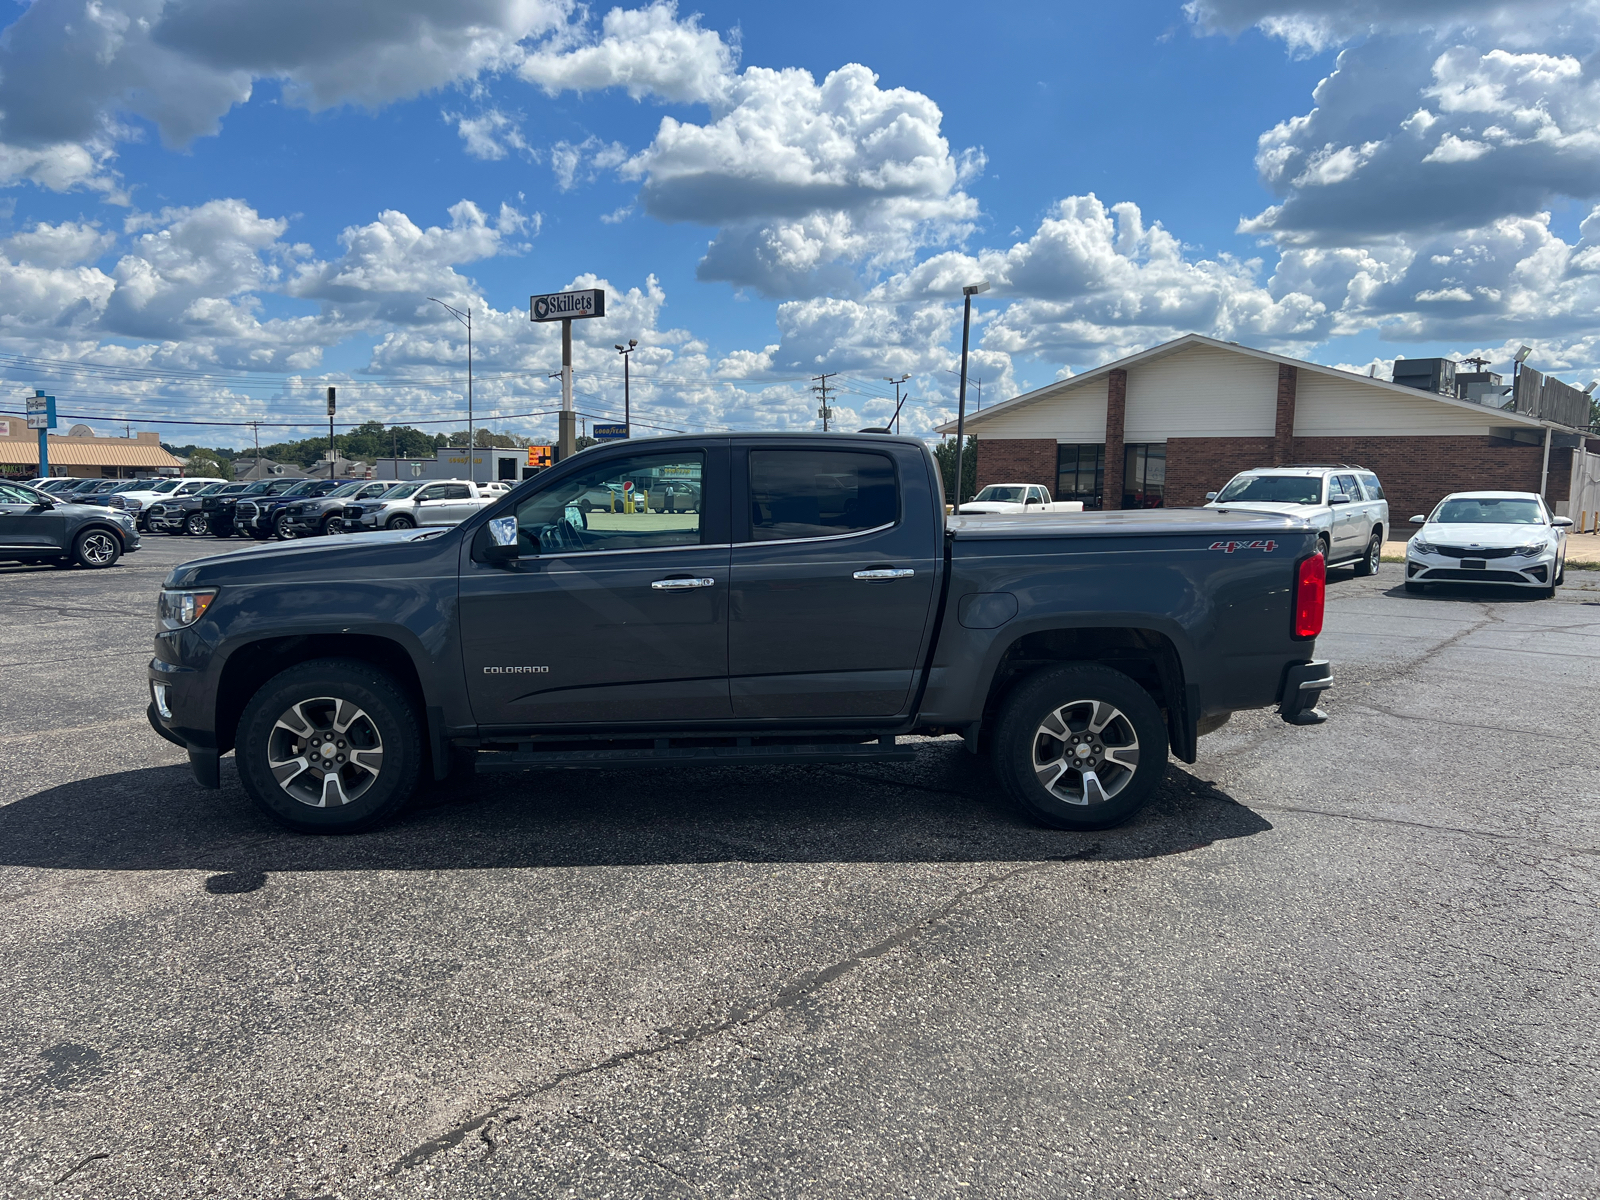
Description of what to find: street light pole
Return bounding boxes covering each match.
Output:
[615,339,637,436]
[429,298,474,480]
[952,281,989,508]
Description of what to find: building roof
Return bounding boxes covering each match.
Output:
[937,333,1550,436]
[0,434,184,469]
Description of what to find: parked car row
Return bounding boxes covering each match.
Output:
[134,477,514,541]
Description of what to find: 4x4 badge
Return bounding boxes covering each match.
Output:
[1208,540,1277,553]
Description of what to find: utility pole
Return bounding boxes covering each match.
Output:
[884,373,910,434]
[953,281,990,508]
[327,386,336,478]
[615,339,637,436]
[429,298,474,479]
[813,372,837,432]
[391,426,398,479]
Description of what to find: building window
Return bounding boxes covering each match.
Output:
[1056,444,1105,509]
[1123,443,1166,508]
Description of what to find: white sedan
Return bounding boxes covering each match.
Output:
[1405,491,1572,598]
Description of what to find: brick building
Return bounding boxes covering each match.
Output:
[942,335,1599,526]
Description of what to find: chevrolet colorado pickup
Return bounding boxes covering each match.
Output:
[148,433,1332,834]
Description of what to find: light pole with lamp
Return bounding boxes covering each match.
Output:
[951,281,989,509]
[615,339,637,436]
[429,298,474,481]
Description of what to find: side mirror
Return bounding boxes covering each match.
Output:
[1553,516,1574,528]
[481,542,520,566]
[31,500,54,511]
[1409,515,1426,525]
[1204,491,1218,501]
[1328,495,1350,506]
[1025,497,1040,505]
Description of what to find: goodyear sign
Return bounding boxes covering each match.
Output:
[592,423,628,440]
[530,288,605,322]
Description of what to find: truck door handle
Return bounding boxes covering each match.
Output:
[651,577,716,590]
[853,568,915,581]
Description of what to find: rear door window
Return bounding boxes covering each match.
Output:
[747,450,897,541]
[1326,476,1347,502]
[1359,473,1384,500]
[443,484,471,500]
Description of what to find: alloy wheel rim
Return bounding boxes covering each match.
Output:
[1031,699,1140,806]
[81,533,115,564]
[276,516,296,539]
[266,696,384,808]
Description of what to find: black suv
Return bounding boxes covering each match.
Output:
[235,478,357,540]
[0,481,141,568]
[278,479,393,537]
[148,482,243,535]
[203,478,302,538]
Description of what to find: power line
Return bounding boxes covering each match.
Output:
[812,372,837,432]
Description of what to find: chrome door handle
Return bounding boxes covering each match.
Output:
[853,568,915,581]
[651,577,716,590]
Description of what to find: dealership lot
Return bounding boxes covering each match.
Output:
[2,540,1598,1199]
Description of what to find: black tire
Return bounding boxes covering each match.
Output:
[70,527,121,569]
[274,513,296,540]
[991,664,1168,831]
[212,522,234,538]
[321,515,344,536]
[1354,531,1381,576]
[1404,581,1425,594]
[578,499,593,515]
[1555,558,1565,587]
[1316,535,1330,560]
[235,658,422,834]
[248,527,272,541]
[185,513,209,536]
[385,514,415,530]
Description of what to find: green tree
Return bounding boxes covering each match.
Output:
[187,449,233,480]
[933,436,978,505]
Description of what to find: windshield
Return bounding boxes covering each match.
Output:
[324,480,365,498]
[973,486,1026,503]
[1216,475,1323,504]
[1433,497,1544,525]
[148,480,180,493]
[379,482,424,499]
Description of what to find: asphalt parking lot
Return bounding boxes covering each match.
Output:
[2,536,1598,1199]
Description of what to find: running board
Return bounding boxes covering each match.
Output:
[474,738,915,772]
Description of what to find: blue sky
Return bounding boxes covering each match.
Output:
[0,0,1597,447]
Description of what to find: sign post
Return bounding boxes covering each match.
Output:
[327,386,337,479]
[531,288,605,462]
[26,390,56,477]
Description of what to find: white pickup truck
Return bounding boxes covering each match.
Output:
[955,483,1085,515]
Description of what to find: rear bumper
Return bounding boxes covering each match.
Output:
[1278,659,1332,726]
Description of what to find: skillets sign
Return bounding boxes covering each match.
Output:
[530,289,605,322]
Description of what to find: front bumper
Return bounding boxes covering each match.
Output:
[149,657,220,788]
[1278,659,1332,726]
[1406,550,1553,587]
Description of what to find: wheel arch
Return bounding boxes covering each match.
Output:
[976,624,1197,764]
[215,633,427,758]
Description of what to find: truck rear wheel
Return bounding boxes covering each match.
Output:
[235,658,421,833]
[991,664,1168,831]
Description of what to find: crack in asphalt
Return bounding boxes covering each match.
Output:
[386,851,1099,1176]
[1249,801,1600,859]
[1344,701,1568,742]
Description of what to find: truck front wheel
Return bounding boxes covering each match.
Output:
[991,664,1169,831]
[235,658,422,833]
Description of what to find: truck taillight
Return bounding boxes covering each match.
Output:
[1293,553,1325,639]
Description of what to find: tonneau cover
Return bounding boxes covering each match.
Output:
[949,508,1310,539]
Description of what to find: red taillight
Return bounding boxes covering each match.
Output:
[1294,553,1325,639]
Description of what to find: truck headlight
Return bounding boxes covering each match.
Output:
[158,589,217,630]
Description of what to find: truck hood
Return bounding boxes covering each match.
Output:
[163,527,449,586]
[950,508,1309,539]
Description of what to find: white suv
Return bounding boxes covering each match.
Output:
[1206,465,1390,574]
[110,477,226,530]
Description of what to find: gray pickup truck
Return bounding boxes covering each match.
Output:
[147,433,1332,834]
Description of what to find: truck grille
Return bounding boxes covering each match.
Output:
[235,501,260,522]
